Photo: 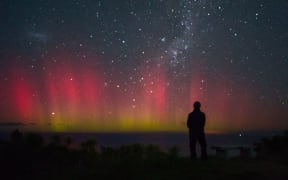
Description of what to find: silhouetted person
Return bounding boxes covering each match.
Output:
[187,101,207,160]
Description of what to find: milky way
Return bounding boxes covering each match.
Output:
[0,0,288,132]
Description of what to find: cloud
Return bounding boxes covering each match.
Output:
[0,122,36,127]
[0,122,25,127]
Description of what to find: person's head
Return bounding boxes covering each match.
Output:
[193,101,201,110]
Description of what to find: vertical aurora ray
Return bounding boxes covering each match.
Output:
[11,69,34,121]
[3,62,45,126]
[142,62,167,123]
[45,59,67,130]
[43,53,107,131]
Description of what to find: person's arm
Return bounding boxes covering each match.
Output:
[187,114,190,128]
[202,113,206,127]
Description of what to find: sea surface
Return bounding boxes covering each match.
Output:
[0,130,284,157]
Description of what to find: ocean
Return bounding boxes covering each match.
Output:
[0,130,284,157]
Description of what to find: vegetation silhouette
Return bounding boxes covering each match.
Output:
[254,130,288,164]
[0,129,288,179]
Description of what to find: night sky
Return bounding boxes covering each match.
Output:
[0,0,288,132]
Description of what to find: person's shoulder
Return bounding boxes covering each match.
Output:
[190,111,197,115]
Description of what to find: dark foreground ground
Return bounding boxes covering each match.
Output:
[1,130,288,179]
[2,154,288,180]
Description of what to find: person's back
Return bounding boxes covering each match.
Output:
[187,109,205,134]
[187,101,207,160]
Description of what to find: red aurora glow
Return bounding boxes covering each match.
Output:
[0,52,287,132]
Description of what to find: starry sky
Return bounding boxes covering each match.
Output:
[0,0,288,132]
